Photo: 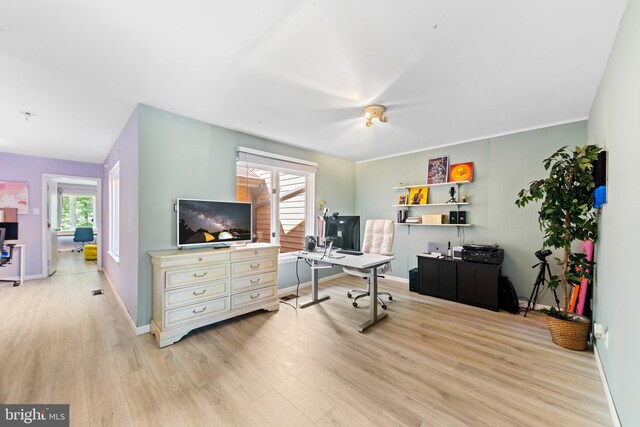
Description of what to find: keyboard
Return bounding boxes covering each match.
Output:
[336,249,363,256]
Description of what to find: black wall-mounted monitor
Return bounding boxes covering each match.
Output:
[0,222,18,241]
[326,216,360,251]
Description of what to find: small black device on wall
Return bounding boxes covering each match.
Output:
[458,211,467,224]
[449,211,458,224]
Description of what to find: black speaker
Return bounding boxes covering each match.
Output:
[304,236,316,251]
[449,211,458,224]
[593,151,607,187]
[458,211,467,224]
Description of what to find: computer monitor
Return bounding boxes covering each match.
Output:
[326,216,360,251]
[0,222,18,241]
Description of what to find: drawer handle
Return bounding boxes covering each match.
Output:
[254,251,259,255]
[193,272,208,278]
[250,278,261,284]
[250,293,261,299]
[198,257,203,261]
[192,289,207,296]
[250,263,260,269]
[192,307,207,314]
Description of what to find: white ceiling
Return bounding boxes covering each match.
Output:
[0,1,627,164]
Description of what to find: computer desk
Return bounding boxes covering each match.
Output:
[1,243,25,286]
[294,250,395,332]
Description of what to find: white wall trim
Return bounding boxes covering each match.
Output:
[383,274,409,284]
[594,344,622,427]
[102,270,149,336]
[1,274,47,282]
[356,117,588,164]
[237,146,318,167]
[41,173,103,277]
[278,272,346,297]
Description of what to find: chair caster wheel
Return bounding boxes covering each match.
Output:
[381,304,387,310]
[352,302,358,308]
[388,296,393,301]
[347,293,352,298]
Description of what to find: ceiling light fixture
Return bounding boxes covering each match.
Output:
[363,105,388,127]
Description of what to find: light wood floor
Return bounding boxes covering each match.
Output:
[0,262,611,426]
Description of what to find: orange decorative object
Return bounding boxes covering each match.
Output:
[450,162,474,182]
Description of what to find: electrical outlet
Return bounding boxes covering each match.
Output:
[594,323,605,339]
[604,330,609,349]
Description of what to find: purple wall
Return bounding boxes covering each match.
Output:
[0,152,102,277]
[102,108,139,324]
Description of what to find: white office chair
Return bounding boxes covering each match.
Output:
[344,219,394,309]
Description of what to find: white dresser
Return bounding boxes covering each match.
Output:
[149,243,279,347]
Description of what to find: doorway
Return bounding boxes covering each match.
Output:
[41,174,102,276]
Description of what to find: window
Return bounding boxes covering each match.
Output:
[60,195,96,231]
[236,148,316,256]
[108,162,120,261]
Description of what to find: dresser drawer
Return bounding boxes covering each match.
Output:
[165,280,229,309]
[166,264,229,289]
[231,257,276,277]
[231,272,276,293]
[231,247,279,262]
[154,251,229,269]
[231,286,277,310]
[164,297,229,329]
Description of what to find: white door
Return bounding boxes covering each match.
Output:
[47,180,59,275]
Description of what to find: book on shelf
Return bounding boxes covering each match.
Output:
[405,216,421,224]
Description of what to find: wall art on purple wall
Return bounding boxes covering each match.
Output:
[0,181,29,214]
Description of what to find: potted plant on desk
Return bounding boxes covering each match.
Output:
[516,144,600,351]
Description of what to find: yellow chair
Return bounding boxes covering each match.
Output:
[83,244,98,260]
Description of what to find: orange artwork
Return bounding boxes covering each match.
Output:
[449,162,474,182]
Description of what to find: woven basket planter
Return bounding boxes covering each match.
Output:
[545,313,591,351]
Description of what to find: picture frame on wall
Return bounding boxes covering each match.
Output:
[426,156,449,184]
[408,187,429,205]
[450,162,474,182]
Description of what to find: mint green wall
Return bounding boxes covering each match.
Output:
[588,0,637,424]
[355,121,587,306]
[136,105,355,326]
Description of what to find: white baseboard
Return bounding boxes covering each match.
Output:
[383,274,409,284]
[1,273,46,282]
[518,300,552,311]
[102,271,150,336]
[278,272,346,297]
[135,324,151,335]
[594,344,621,427]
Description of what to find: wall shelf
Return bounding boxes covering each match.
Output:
[396,223,472,227]
[393,202,469,207]
[393,180,471,190]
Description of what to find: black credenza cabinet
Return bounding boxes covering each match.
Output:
[417,256,501,311]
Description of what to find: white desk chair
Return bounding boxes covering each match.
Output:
[344,219,394,309]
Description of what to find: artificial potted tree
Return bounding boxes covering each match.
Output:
[516,144,600,351]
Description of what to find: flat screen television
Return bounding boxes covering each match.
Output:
[326,216,360,251]
[176,199,252,248]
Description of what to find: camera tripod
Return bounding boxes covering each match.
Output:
[524,258,560,317]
